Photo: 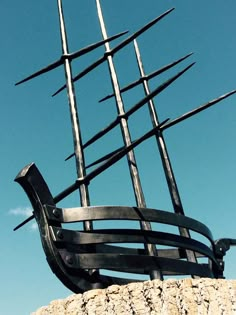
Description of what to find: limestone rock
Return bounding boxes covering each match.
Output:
[31,279,236,314]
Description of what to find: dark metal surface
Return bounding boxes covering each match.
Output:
[14,1,236,294]
[15,163,228,293]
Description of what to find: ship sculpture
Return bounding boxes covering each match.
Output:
[14,0,236,293]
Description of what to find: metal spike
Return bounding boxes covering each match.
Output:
[99,52,193,103]
[85,146,124,169]
[65,152,75,161]
[161,90,236,131]
[15,59,62,86]
[13,214,34,231]
[111,8,175,55]
[69,30,128,59]
[15,30,128,86]
[66,133,129,164]
[52,55,107,96]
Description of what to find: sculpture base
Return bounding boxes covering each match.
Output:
[32,278,236,314]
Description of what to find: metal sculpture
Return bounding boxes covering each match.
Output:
[14,0,236,293]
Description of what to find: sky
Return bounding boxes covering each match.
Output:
[1,0,236,314]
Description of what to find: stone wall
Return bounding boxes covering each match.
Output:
[32,279,236,314]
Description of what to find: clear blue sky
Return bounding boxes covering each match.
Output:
[1,1,236,314]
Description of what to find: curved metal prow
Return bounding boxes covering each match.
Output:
[14,163,104,293]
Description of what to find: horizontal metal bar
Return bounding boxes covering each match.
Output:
[45,205,214,243]
[96,244,205,259]
[51,226,217,264]
[59,251,214,277]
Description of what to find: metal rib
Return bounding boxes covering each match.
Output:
[59,252,214,277]
[46,205,213,242]
[133,39,198,271]
[15,30,128,86]
[99,52,193,103]
[52,7,175,96]
[51,227,216,264]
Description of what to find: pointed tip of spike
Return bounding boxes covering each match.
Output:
[167,7,175,14]
[15,80,24,86]
[187,52,194,57]
[65,152,75,161]
[52,89,61,97]
[182,61,196,73]
[99,96,109,103]
[189,61,196,68]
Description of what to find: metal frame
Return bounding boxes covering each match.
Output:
[14,0,236,293]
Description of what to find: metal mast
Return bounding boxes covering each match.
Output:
[133,39,197,266]
[57,0,92,231]
[95,0,160,279]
